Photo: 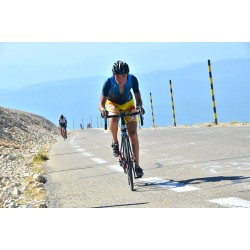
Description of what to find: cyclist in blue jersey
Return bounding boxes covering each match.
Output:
[99,60,144,178]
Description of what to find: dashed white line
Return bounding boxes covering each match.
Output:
[107,165,124,173]
[91,158,107,164]
[76,148,86,152]
[81,152,93,157]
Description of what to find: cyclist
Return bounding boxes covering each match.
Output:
[99,60,144,178]
[58,114,67,138]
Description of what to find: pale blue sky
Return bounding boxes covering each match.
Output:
[1,1,250,90]
[0,42,250,90]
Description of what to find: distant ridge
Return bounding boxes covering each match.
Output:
[1,58,250,129]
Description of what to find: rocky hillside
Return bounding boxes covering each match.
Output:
[0,106,59,208]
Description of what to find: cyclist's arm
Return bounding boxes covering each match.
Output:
[99,95,108,114]
[131,75,143,107]
[134,92,143,108]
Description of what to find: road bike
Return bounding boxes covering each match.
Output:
[104,109,144,191]
[60,124,67,140]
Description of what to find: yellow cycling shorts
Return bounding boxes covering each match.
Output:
[106,99,137,124]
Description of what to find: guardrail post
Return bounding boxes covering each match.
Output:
[97,116,99,128]
[208,59,218,125]
[150,92,155,127]
[169,80,177,126]
[90,117,92,128]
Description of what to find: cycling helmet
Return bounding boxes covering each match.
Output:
[60,115,64,119]
[112,60,129,75]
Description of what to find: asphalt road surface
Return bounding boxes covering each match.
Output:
[45,126,250,208]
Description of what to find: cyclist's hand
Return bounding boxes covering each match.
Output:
[136,106,145,115]
[101,109,108,118]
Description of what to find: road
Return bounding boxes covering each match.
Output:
[45,126,250,208]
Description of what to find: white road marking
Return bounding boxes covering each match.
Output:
[210,169,218,173]
[91,158,107,164]
[81,152,93,157]
[76,148,86,152]
[107,165,124,173]
[139,177,200,192]
[209,197,250,208]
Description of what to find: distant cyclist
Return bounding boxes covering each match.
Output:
[58,114,67,138]
[99,60,145,178]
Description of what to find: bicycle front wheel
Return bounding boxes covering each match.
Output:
[128,161,134,191]
[123,138,134,191]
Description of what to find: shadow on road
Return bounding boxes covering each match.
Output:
[134,181,176,192]
[180,175,250,185]
[49,151,85,157]
[91,202,150,208]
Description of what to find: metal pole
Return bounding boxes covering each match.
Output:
[208,59,218,125]
[169,80,177,126]
[150,92,155,127]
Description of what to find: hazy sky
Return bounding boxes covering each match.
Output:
[1,1,249,90]
[1,42,250,90]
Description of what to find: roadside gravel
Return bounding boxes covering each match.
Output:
[0,106,59,208]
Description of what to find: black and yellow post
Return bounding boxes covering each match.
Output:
[169,80,177,126]
[150,92,155,127]
[208,59,218,125]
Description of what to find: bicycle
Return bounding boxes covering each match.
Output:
[60,124,67,140]
[103,109,144,191]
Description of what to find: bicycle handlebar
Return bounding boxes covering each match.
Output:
[103,111,144,130]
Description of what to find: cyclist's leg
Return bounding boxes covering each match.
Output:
[60,125,63,136]
[105,100,119,144]
[127,121,139,166]
[127,121,143,178]
[109,117,119,143]
[64,125,67,138]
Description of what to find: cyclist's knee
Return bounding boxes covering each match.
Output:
[128,128,137,139]
[109,117,119,126]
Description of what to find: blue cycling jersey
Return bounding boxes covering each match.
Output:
[102,74,140,105]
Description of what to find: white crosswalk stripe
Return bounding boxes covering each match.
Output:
[138,177,200,192]
[209,197,250,208]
